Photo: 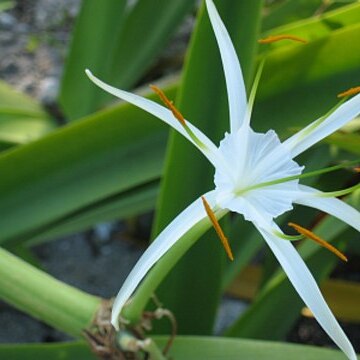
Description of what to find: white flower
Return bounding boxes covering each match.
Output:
[86,0,360,358]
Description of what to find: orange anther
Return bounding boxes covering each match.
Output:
[202,196,234,261]
[258,34,307,44]
[288,222,347,262]
[337,86,360,98]
[150,85,186,127]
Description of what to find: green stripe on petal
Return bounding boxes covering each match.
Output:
[295,185,360,232]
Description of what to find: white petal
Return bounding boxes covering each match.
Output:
[85,69,218,165]
[111,190,224,329]
[214,129,302,223]
[284,93,360,158]
[255,223,356,360]
[295,185,360,231]
[205,0,247,132]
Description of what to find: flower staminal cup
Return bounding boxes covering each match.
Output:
[86,0,360,358]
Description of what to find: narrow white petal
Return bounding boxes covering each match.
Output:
[111,190,224,329]
[255,223,356,360]
[295,185,360,231]
[205,0,247,132]
[85,69,218,165]
[284,93,360,157]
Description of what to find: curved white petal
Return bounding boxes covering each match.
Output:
[205,0,247,132]
[111,190,224,329]
[255,223,356,360]
[283,93,360,158]
[85,70,218,165]
[295,185,360,232]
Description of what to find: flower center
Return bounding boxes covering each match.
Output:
[214,128,303,225]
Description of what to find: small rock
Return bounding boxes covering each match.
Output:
[34,0,81,29]
[38,76,59,105]
[0,12,16,30]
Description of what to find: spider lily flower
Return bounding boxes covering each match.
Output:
[86,0,360,358]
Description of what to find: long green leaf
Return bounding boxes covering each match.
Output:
[262,0,356,31]
[0,84,178,245]
[1,337,356,360]
[60,0,196,120]
[26,182,159,246]
[0,80,55,148]
[261,2,360,51]
[59,0,127,120]
[254,23,360,135]
[108,0,196,89]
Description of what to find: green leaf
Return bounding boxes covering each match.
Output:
[59,0,127,120]
[108,0,196,89]
[152,0,263,335]
[0,1,14,12]
[254,23,360,136]
[156,336,359,359]
[60,0,196,120]
[0,80,55,147]
[1,338,357,360]
[26,182,159,246]
[326,132,360,155]
[262,0,356,31]
[0,83,178,246]
[0,342,95,360]
[261,2,360,51]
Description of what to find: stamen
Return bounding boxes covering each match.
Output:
[150,85,186,127]
[201,196,234,261]
[337,86,360,98]
[354,167,360,173]
[258,34,307,44]
[288,222,348,262]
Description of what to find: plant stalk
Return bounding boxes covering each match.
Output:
[0,246,101,337]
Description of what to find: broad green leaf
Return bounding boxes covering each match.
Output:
[152,0,263,335]
[59,0,127,120]
[158,336,359,359]
[262,0,356,31]
[108,0,196,89]
[326,132,360,155]
[226,191,360,340]
[0,342,95,360]
[254,23,360,135]
[1,338,357,360]
[26,182,158,246]
[0,80,55,147]
[261,2,360,51]
[60,0,195,120]
[0,83,178,245]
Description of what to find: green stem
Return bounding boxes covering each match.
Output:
[122,210,227,323]
[142,339,167,360]
[0,247,101,337]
